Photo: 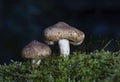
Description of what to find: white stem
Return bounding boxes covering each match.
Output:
[32,59,36,64]
[36,59,41,65]
[32,59,41,65]
[58,39,70,57]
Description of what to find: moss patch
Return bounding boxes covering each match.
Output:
[0,50,120,82]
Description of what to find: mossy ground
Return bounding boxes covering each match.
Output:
[0,50,120,82]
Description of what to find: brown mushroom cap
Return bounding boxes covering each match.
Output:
[22,40,51,59]
[44,22,85,45]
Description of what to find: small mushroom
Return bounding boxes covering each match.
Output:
[44,22,85,57]
[21,40,51,67]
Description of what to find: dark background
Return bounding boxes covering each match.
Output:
[0,0,120,64]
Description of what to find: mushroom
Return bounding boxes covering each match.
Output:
[21,40,51,67]
[44,22,85,57]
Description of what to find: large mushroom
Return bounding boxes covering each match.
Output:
[21,40,51,67]
[44,22,85,57]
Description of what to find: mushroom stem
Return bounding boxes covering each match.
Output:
[31,59,41,65]
[58,39,70,57]
[36,59,41,65]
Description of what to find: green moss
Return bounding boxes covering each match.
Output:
[0,50,120,82]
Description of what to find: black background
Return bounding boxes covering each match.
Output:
[0,0,120,64]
